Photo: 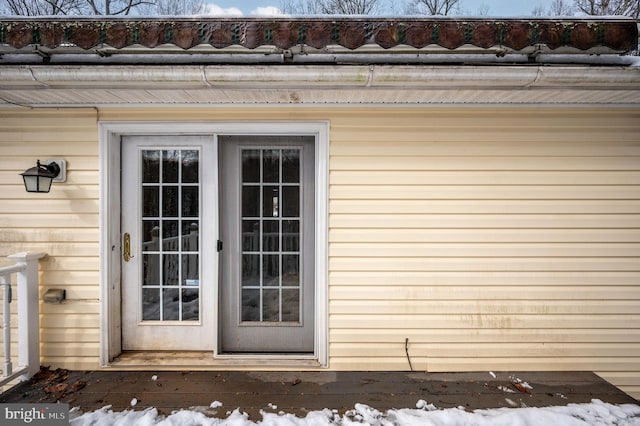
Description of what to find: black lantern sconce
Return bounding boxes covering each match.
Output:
[20,159,66,193]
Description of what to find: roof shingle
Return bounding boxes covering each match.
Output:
[0,17,637,53]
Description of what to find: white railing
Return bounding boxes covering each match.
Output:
[142,226,199,284]
[0,252,46,387]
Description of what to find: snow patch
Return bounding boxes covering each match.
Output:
[69,399,640,426]
[415,400,437,411]
[498,385,516,393]
[515,380,533,390]
[510,376,534,392]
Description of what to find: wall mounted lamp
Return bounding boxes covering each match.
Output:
[20,159,66,193]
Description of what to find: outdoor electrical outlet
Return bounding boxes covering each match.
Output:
[43,289,66,304]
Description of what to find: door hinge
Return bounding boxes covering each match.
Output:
[217,240,223,252]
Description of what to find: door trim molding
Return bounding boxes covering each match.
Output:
[99,121,329,367]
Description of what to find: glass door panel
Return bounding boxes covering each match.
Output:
[140,149,201,322]
[241,148,301,324]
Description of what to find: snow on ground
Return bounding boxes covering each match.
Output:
[69,399,640,426]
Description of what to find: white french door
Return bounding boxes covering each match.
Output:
[113,129,322,357]
[121,136,216,350]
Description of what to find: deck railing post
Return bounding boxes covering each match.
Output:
[2,274,12,376]
[7,252,46,380]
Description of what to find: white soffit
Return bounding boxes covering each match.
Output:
[1,64,639,106]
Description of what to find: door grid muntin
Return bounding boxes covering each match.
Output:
[241,147,302,324]
[139,148,201,322]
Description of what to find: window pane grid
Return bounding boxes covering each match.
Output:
[141,149,200,322]
[241,147,301,324]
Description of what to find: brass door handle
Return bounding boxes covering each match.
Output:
[123,232,132,262]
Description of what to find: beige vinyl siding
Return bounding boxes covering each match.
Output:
[0,106,638,399]
[326,108,640,399]
[0,109,100,370]
[101,108,640,391]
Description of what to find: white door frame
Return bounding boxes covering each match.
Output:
[99,121,329,366]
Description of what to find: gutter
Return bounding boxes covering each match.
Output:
[1,64,638,90]
[1,46,637,66]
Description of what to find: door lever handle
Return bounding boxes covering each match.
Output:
[123,232,132,262]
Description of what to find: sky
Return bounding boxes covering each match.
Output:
[203,0,558,17]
